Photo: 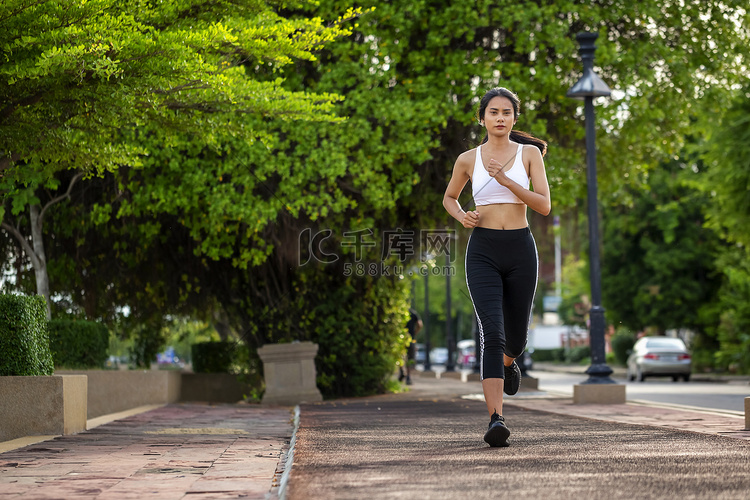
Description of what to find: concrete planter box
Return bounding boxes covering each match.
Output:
[1,370,263,442]
[258,342,323,405]
[0,375,87,442]
[56,370,181,419]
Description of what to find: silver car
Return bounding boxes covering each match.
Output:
[626,337,692,382]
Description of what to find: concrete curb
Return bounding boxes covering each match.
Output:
[277,405,300,500]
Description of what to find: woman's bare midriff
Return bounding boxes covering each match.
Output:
[476,203,528,230]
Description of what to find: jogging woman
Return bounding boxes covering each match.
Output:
[443,87,550,447]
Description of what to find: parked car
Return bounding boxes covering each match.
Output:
[626,337,692,382]
[451,339,533,371]
[456,339,476,369]
[414,343,426,364]
[429,347,449,365]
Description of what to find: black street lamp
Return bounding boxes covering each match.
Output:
[567,31,616,385]
[423,261,432,372]
[444,250,455,372]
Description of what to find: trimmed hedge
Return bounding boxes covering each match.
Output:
[531,348,566,362]
[610,329,637,366]
[48,319,109,369]
[530,346,591,363]
[0,294,54,376]
[566,345,591,363]
[192,341,235,373]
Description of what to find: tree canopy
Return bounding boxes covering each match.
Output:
[698,87,750,371]
[0,0,361,211]
[75,0,750,279]
[0,0,364,316]
[702,86,750,248]
[601,155,722,334]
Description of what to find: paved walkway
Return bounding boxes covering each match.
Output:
[0,404,293,499]
[288,376,750,500]
[1,372,748,499]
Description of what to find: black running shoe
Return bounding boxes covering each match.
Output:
[483,412,510,447]
[504,361,521,395]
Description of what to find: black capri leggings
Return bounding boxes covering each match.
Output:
[465,227,538,380]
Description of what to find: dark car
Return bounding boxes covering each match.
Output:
[626,337,692,382]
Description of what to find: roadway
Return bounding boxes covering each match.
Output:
[425,363,749,414]
[529,368,749,414]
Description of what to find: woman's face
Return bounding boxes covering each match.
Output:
[482,96,516,137]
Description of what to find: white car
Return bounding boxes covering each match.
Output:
[429,347,449,365]
[626,337,692,382]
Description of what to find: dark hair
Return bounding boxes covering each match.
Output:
[478,87,548,157]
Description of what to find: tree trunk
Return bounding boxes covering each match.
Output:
[212,310,234,342]
[30,204,51,320]
[1,174,82,321]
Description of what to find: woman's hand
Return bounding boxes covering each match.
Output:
[461,210,479,228]
[487,158,510,186]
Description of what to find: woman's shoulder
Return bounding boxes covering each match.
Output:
[456,147,479,167]
[520,142,544,162]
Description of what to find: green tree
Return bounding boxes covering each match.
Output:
[0,0,356,180]
[0,173,82,317]
[283,0,748,211]
[702,86,750,248]
[710,248,750,373]
[0,0,362,314]
[557,255,590,329]
[699,87,750,372]
[601,155,721,335]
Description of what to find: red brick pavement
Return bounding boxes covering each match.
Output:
[0,404,294,500]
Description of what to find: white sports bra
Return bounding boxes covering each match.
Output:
[472,143,529,205]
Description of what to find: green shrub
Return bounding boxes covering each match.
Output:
[690,333,720,372]
[128,322,166,369]
[305,271,411,399]
[48,319,109,369]
[566,345,591,363]
[606,352,616,365]
[192,341,235,373]
[531,348,565,362]
[610,328,636,366]
[237,264,411,399]
[0,294,53,376]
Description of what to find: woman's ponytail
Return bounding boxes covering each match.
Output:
[510,130,547,157]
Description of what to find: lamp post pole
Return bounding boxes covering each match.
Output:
[444,250,455,372]
[567,31,615,385]
[423,264,432,372]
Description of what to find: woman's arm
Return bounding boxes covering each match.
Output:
[443,151,480,228]
[487,146,551,216]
